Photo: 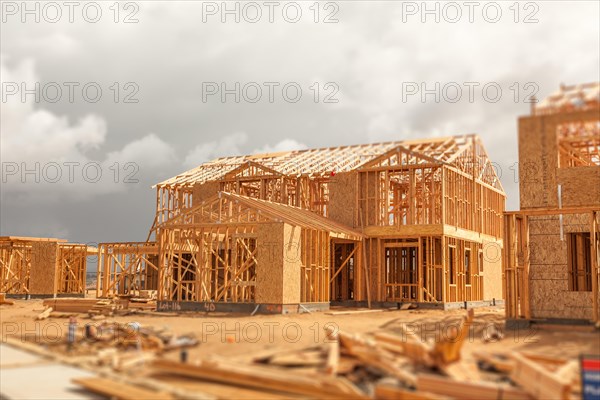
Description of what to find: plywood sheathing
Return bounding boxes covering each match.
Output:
[255,223,302,304]
[28,241,59,295]
[328,172,357,228]
[255,222,285,304]
[518,107,599,209]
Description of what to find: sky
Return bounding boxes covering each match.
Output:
[1,0,599,248]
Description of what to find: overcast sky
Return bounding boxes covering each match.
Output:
[1,0,599,248]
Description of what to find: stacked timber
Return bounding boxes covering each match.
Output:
[41,296,157,315]
[43,298,100,313]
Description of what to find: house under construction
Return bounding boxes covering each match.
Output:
[97,134,505,312]
[504,82,600,324]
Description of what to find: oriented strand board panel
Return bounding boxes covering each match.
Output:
[255,222,285,304]
[518,108,599,210]
[192,181,220,206]
[328,172,357,228]
[482,240,503,300]
[28,241,58,295]
[518,115,550,209]
[557,167,600,207]
[282,224,301,304]
[527,217,594,320]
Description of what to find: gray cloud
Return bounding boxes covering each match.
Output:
[1,1,599,245]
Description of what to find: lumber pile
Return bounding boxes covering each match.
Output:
[43,298,105,313]
[141,309,571,399]
[41,296,157,316]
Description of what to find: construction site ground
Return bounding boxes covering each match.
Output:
[1,300,598,399]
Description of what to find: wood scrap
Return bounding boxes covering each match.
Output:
[439,361,483,382]
[266,349,324,367]
[333,328,417,387]
[36,307,53,320]
[472,351,514,373]
[429,308,474,365]
[373,309,474,368]
[48,311,78,318]
[373,331,432,366]
[326,334,340,375]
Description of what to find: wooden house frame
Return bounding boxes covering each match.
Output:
[99,133,504,310]
[0,237,94,297]
[505,82,600,323]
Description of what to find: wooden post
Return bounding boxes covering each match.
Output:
[360,211,371,308]
[591,211,599,323]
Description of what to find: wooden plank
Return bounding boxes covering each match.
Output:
[324,309,383,316]
[416,374,532,400]
[509,352,571,400]
[72,377,174,400]
[326,337,339,376]
[374,384,448,400]
[151,358,366,399]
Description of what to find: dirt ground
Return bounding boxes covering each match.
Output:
[2,299,598,364]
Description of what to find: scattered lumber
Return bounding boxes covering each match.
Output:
[333,327,417,387]
[373,309,474,369]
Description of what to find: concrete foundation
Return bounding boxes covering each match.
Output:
[157,301,330,314]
